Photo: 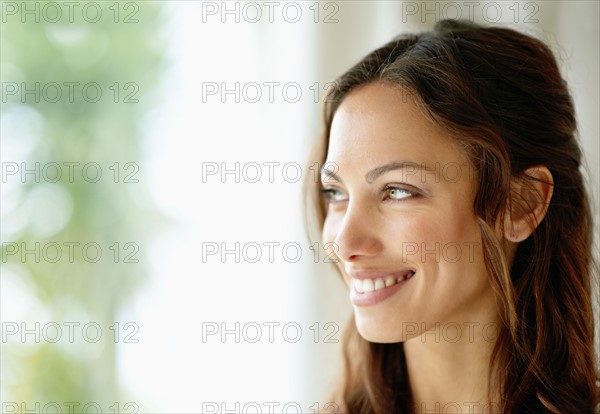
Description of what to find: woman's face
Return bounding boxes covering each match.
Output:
[321,82,496,343]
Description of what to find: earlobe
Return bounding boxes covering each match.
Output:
[503,166,554,243]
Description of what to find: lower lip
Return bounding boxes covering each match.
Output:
[350,274,415,306]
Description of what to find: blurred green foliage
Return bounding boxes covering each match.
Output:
[1,1,166,408]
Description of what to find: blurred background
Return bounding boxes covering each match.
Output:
[1,1,598,412]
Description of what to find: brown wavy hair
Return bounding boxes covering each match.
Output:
[304,19,599,413]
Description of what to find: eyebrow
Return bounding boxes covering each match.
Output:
[320,161,430,184]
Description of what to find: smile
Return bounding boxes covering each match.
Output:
[353,270,415,293]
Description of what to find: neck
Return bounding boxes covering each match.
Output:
[404,308,500,413]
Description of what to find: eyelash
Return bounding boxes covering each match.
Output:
[319,188,345,203]
[319,185,418,204]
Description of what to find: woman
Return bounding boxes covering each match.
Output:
[304,19,599,413]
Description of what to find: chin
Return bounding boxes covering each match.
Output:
[354,312,406,343]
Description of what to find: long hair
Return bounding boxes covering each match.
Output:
[304,19,599,413]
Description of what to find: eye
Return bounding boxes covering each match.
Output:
[384,185,417,201]
[319,187,347,203]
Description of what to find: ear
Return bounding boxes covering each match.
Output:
[503,166,554,242]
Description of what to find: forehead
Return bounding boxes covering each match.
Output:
[327,82,465,170]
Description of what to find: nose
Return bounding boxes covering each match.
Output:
[332,203,383,263]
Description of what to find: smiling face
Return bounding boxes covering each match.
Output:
[321,82,498,343]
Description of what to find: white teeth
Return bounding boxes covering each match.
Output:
[362,279,374,293]
[397,271,415,283]
[354,272,415,294]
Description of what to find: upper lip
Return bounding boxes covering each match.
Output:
[346,267,416,280]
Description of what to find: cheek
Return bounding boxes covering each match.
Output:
[384,213,432,251]
[383,209,481,267]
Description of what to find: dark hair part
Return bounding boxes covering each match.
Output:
[304,19,599,413]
